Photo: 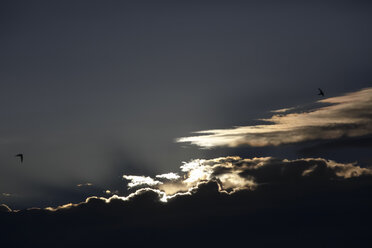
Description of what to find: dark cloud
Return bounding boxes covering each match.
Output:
[1,157,372,247]
[298,135,372,156]
[120,156,372,195]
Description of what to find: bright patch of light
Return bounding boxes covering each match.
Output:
[155,173,180,180]
[123,175,162,188]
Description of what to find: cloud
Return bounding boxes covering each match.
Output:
[76,183,93,187]
[1,157,372,247]
[121,156,372,197]
[3,156,370,214]
[122,175,162,188]
[155,172,180,180]
[16,156,372,212]
[298,135,372,157]
[177,88,372,148]
[270,107,296,113]
[0,204,12,212]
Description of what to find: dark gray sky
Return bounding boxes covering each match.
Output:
[1,0,372,208]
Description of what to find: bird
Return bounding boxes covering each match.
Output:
[318,88,324,96]
[15,153,23,163]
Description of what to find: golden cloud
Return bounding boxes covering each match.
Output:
[177,88,372,148]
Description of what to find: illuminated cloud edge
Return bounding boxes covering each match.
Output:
[177,88,372,148]
[4,156,370,212]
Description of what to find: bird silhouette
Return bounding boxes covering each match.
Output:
[318,88,325,96]
[15,154,23,163]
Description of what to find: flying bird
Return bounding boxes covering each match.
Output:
[318,88,325,96]
[15,153,23,163]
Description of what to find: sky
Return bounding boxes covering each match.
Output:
[1,1,372,246]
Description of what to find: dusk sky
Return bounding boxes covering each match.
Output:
[1,1,372,247]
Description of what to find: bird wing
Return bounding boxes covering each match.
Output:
[15,154,23,162]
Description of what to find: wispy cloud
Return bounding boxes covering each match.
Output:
[0,204,12,212]
[270,107,296,113]
[155,172,180,180]
[123,175,162,188]
[176,88,372,148]
[76,183,93,187]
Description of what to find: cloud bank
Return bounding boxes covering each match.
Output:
[177,88,372,148]
[121,156,372,197]
[1,156,372,247]
[3,156,370,213]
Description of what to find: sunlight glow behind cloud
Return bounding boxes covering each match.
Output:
[121,156,372,198]
[123,175,162,188]
[4,155,370,213]
[155,173,180,180]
